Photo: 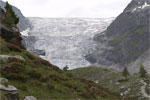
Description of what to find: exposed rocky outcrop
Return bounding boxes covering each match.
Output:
[0,55,25,61]
[87,0,150,72]
[0,78,19,100]
[105,0,150,65]
[128,49,150,73]
[0,7,25,49]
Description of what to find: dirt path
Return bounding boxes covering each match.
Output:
[141,80,150,99]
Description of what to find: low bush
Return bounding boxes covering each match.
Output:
[19,85,28,91]
[6,42,22,52]
[47,83,55,90]
[39,58,52,66]
[32,60,42,67]
[49,74,64,82]
[63,82,78,90]
[1,62,27,81]
[25,52,35,60]
[28,70,42,79]
[79,89,93,98]
[40,76,49,82]
[66,73,73,78]
[8,57,25,64]
[51,65,61,71]
[64,82,73,88]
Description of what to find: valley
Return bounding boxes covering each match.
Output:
[22,18,114,69]
[0,0,149,100]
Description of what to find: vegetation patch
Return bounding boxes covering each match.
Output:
[1,62,28,82]
[112,34,125,46]
[6,42,22,52]
[136,27,146,34]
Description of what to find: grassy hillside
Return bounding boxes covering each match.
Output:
[0,6,126,100]
[0,37,127,100]
[70,66,150,100]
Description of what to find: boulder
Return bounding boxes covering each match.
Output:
[24,96,37,100]
[0,78,8,83]
[0,84,19,100]
[0,55,25,61]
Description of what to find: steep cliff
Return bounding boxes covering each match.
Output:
[87,0,150,72]
[106,0,149,65]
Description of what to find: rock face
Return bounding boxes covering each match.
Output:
[105,0,149,65]
[0,85,19,100]
[87,0,150,71]
[0,0,31,31]
[0,78,19,100]
[128,49,150,73]
[0,55,25,61]
[0,7,25,49]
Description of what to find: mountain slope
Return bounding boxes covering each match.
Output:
[0,7,124,100]
[87,0,150,72]
[70,66,150,100]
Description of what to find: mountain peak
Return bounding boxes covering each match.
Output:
[124,0,150,12]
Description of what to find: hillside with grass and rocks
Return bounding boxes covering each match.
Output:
[70,66,150,100]
[0,0,149,100]
[0,2,130,100]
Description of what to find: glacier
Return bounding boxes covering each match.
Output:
[22,18,114,69]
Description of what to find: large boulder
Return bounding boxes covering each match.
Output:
[0,80,19,100]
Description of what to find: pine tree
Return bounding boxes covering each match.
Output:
[139,65,147,78]
[122,67,129,79]
[63,65,69,71]
[3,1,19,25]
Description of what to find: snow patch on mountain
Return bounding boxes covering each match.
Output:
[21,28,30,36]
[132,1,150,12]
[23,18,114,69]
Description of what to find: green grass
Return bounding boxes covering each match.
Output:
[112,34,126,46]
[0,37,124,100]
[136,27,146,34]
[70,66,150,100]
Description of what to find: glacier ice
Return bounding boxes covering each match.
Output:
[22,18,114,69]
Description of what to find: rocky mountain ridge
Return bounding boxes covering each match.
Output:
[87,0,150,73]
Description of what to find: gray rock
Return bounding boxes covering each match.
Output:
[24,96,37,100]
[0,78,8,83]
[0,84,19,100]
[0,55,25,61]
[86,0,150,72]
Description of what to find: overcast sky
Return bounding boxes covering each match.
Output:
[3,0,131,18]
